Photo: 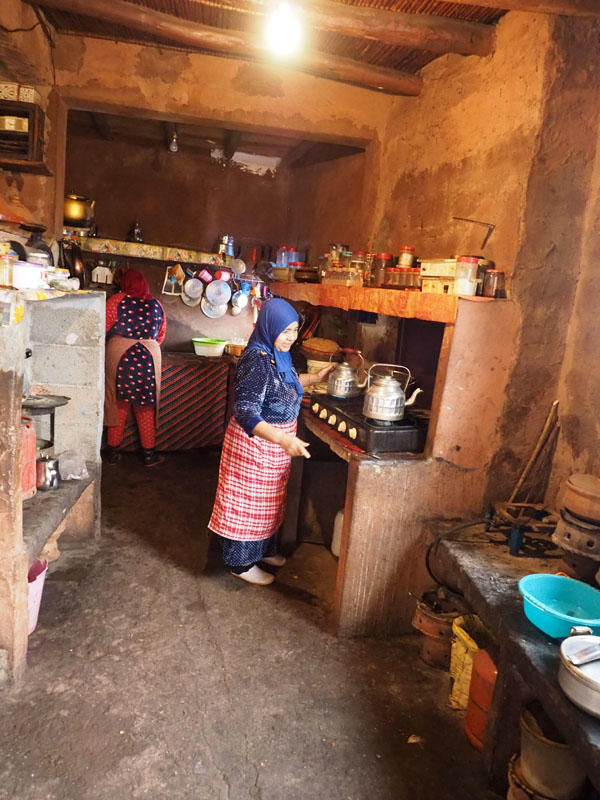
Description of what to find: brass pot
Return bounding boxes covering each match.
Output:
[64,193,96,228]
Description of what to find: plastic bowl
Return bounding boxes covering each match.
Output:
[191,337,228,357]
[518,573,600,639]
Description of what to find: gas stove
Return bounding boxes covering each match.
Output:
[307,395,428,454]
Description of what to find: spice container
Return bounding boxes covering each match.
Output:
[483,269,506,298]
[340,251,353,268]
[399,246,415,268]
[455,256,479,296]
[373,253,392,287]
[409,267,421,290]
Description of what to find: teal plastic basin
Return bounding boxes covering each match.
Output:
[518,573,600,639]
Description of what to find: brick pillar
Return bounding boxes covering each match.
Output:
[0,309,29,684]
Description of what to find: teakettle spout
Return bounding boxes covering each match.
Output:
[405,387,423,407]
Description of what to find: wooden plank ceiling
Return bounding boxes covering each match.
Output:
[28,0,600,95]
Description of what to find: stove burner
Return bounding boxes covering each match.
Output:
[309,396,428,454]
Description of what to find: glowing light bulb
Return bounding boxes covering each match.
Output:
[264,3,303,59]
[169,131,178,153]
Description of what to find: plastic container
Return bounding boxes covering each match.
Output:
[455,256,479,296]
[398,246,415,267]
[276,246,289,268]
[519,573,600,638]
[28,558,48,634]
[332,509,344,557]
[520,702,585,800]
[0,253,13,287]
[191,337,228,357]
[449,614,493,709]
[483,268,506,298]
[273,267,294,282]
[12,261,45,290]
[464,649,498,750]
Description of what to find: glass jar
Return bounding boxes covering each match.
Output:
[483,269,506,298]
[455,256,479,296]
[373,253,392,287]
[341,250,353,268]
[398,246,415,268]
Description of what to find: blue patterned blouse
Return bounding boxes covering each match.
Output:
[234,348,302,436]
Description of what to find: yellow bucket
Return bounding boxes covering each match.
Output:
[449,614,492,709]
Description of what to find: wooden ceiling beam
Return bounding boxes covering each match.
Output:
[433,0,600,15]
[179,0,494,56]
[27,0,422,95]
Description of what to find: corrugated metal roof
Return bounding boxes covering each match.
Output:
[39,0,505,76]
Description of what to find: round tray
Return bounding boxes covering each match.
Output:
[22,394,70,413]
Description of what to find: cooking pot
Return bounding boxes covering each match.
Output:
[558,629,600,718]
[362,363,422,422]
[327,349,366,399]
[561,474,600,524]
[64,194,96,228]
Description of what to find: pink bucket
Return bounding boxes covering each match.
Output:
[27,559,47,635]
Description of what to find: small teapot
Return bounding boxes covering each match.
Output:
[327,349,367,399]
[362,364,423,422]
[64,194,96,229]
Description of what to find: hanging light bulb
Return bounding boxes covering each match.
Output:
[169,129,178,153]
[264,2,303,59]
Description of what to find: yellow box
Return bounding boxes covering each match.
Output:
[419,258,457,277]
[421,277,455,294]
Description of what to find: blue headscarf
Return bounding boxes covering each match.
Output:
[246,298,302,394]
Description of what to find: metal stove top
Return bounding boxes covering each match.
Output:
[307,395,428,454]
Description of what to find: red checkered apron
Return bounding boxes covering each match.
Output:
[208,417,297,541]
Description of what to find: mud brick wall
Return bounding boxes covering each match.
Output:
[27,293,105,464]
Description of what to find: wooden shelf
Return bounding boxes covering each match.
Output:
[271,282,459,323]
[0,158,52,175]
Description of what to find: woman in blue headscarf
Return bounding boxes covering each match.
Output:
[208,298,334,585]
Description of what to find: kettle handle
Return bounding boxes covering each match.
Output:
[367,363,411,391]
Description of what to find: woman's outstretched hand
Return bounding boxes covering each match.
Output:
[314,364,335,383]
[281,435,311,458]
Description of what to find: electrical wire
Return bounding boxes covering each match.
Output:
[425,518,490,586]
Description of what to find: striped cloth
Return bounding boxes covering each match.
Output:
[208,417,297,541]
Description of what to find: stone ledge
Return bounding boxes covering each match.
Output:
[22,465,97,562]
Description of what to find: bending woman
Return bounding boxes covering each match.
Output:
[209,298,333,585]
[103,268,166,467]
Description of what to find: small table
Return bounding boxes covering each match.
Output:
[434,532,600,794]
[21,394,70,452]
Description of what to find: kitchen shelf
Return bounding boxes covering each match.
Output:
[271,282,459,323]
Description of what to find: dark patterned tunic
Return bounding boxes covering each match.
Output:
[107,294,165,406]
[234,348,302,436]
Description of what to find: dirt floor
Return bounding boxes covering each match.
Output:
[0,451,500,800]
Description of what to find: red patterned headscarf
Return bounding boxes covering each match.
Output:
[121,269,152,300]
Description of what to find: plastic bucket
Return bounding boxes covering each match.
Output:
[27,558,47,635]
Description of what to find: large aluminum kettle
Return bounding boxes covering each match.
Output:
[327,349,367,399]
[362,363,422,422]
[64,194,96,229]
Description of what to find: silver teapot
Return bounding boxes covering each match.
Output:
[327,349,367,399]
[36,456,60,491]
[362,363,423,422]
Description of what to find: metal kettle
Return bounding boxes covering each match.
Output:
[64,194,96,228]
[36,456,60,491]
[362,364,422,422]
[327,349,367,399]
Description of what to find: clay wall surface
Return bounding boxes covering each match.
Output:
[286,151,370,258]
[65,125,291,256]
[0,0,61,233]
[548,65,600,497]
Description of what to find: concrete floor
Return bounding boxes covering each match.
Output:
[0,451,500,800]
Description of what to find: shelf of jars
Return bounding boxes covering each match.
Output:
[270,282,460,323]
